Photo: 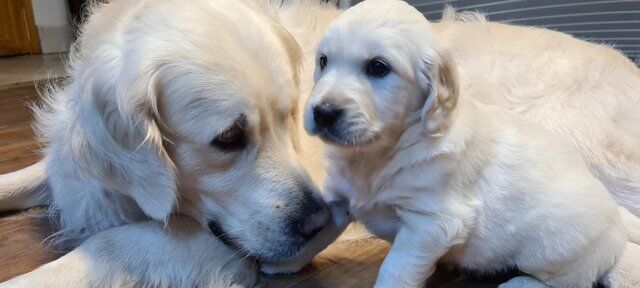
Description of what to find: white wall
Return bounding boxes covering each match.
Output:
[31,0,73,54]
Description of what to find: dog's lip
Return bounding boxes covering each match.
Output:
[206,220,305,262]
[316,128,379,148]
[207,220,240,249]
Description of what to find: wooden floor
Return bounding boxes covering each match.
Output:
[0,54,66,89]
[0,85,61,283]
[0,85,513,287]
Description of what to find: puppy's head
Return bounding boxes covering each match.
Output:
[71,1,329,262]
[304,0,459,147]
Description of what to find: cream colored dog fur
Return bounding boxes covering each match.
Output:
[1,0,639,287]
[0,0,338,286]
[296,0,640,287]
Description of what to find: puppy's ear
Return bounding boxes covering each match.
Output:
[419,51,459,135]
[72,65,177,223]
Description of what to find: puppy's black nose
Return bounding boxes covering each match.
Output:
[313,103,342,129]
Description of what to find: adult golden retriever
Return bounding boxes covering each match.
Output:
[0,0,337,286]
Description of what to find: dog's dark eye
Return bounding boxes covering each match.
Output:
[319,54,328,70]
[211,115,248,152]
[366,58,390,78]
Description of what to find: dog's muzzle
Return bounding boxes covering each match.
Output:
[313,103,343,131]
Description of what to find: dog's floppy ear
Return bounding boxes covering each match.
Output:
[418,51,459,136]
[114,67,178,221]
[270,22,303,89]
[270,22,305,152]
[71,62,178,223]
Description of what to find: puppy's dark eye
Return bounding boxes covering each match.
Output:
[366,58,390,78]
[319,54,328,70]
[211,115,248,152]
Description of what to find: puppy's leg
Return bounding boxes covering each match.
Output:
[619,207,640,244]
[375,212,463,288]
[600,242,640,288]
[498,276,548,288]
[260,201,351,275]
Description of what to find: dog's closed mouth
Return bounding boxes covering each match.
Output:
[317,128,379,148]
[207,220,239,249]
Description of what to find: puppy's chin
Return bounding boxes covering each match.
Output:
[316,128,380,148]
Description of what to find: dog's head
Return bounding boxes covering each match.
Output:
[304,0,459,147]
[69,0,329,262]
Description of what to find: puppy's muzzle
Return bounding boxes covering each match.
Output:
[313,103,343,131]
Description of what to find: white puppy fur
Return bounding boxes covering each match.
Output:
[301,0,636,287]
[2,0,640,286]
[433,9,640,220]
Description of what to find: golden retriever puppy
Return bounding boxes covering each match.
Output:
[302,0,637,287]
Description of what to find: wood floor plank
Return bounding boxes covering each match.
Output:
[261,237,387,288]
[0,209,61,282]
[0,86,58,282]
[0,86,41,174]
[287,239,389,288]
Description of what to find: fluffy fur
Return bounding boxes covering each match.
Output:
[433,7,640,219]
[301,0,637,287]
[35,0,333,256]
[2,216,255,288]
[1,0,640,287]
[0,0,338,286]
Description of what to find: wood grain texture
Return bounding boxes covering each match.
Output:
[0,54,67,90]
[0,86,60,283]
[0,85,41,174]
[261,238,389,288]
[0,85,511,287]
[0,208,60,283]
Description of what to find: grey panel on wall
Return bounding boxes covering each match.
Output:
[351,0,640,64]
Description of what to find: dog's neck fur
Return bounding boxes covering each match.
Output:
[324,102,468,207]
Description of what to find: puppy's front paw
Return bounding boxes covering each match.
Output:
[601,242,640,288]
[328,200,350,228]
[259,261,306,276]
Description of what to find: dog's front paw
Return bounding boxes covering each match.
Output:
[259,261,306,276]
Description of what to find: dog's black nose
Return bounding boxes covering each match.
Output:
[313,103,342,129]
[290,198,331,240]
[295,208,330,240]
